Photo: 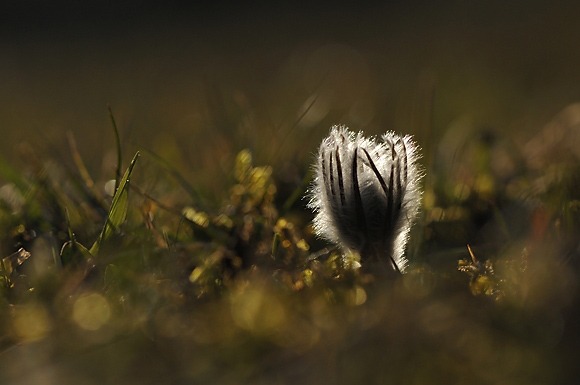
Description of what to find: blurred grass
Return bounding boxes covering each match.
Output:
[0,90,579,384]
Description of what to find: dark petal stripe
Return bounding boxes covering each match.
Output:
[329,149,336,199]
[362,148,389,196]
[321,150,326,181]
[385,160,395,231]
[322,149,334,202]
[352,148,367,234]
[394,156,403,213]
[385,136,397,223]
[390,255,402,274]
[335,146,346,207]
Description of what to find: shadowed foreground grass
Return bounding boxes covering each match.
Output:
[0,106,579,385]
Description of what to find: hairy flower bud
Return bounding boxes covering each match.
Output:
[308,125,423,273]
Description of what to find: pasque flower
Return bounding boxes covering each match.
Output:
[308,125,423,273]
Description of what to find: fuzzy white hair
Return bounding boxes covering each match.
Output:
[308,125,423,273]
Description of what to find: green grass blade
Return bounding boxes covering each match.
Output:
[90,151,140,255]
[107,105,124,192]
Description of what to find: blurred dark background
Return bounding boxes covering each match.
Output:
[2,0,580,179]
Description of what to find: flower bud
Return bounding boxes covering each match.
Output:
[308,125,423,273]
